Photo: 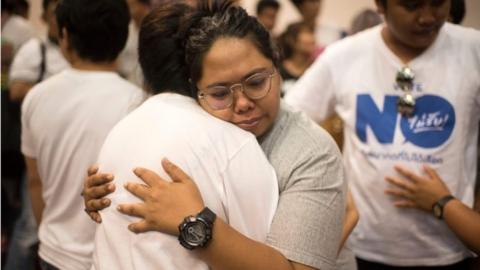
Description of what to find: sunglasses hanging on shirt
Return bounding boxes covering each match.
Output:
[396,66,416,118]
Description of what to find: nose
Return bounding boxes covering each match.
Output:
[417,6,436,26]
[232,86,255,114]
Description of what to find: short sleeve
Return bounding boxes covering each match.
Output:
[21,90,37,158]
[9,39,42,83]
[265,142,346,270]
[222,137,279,242]
[285,56,337,124]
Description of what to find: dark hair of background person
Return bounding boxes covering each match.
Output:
[43,0,57,11]
[350,8,382,35]
[137,3,193,96]
[184,0,280,93]
[290,0,308,8]
[277,22,312,59]
[2,0,15,12]
[256,0,279,15]
[449,0,465,24]
[55,0,130,62]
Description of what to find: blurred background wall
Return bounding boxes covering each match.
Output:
[27,0,480,38]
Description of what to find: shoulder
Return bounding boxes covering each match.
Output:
[322,25,381,61]
[442,22,480,43]
[270,105,341,162]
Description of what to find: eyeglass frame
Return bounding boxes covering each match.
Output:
[196,67,277,110]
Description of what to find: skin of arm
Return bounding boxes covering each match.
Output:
[9,80,34,102]
[338,190,359,251]
[25,156,45,224]
[385,164,480,255]
[117,158,317,270]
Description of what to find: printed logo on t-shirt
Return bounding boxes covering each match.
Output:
[355,94,455,149]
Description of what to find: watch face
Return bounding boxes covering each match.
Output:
[433,204,442,218]
[182,221,208,247]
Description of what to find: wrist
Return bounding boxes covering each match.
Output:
[178,207,216,250]
[432,195,455,219]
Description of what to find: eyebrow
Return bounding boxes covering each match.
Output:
[205,67,269,88]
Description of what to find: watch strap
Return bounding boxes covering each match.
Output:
[198,207,216,224]
[432,195,455,219]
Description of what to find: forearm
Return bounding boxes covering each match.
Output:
[443,199,480,254]
[25,157,44,224]
[196,218,298,270]
[9,81,33,102]
[28,174,44,224]
[339,208,359,251]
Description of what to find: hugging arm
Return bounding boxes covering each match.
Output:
[118,159,317,270]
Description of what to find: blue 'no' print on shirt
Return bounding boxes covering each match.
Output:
[356,94,455,148]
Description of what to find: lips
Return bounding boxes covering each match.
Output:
[235,116,263,130]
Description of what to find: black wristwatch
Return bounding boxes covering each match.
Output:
[432,195,455,219]
[178,207,216,250]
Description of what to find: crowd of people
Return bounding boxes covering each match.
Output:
[1,0,479,270]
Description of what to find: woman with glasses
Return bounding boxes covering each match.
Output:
[84,1,349,269]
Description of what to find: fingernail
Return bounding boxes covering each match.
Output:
[108,183,115,191]
[107,174,114,180]
[102,198,110,205]
[117,205,122,211]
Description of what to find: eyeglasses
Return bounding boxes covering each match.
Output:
[396,66,416,118]
[197,68,276,110]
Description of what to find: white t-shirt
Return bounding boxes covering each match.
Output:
[21,69,144,270]
[9,38,70,83]
[92,93,279,270]
[1,15,36,53]
[286,23,480,266]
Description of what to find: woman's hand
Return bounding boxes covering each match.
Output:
[384,165,451,212]
[117,158,205,236]
[83,165,116,223]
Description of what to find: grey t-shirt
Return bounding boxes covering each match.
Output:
[259,103,347,270]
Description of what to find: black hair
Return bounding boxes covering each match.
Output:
[277,22,312,59]
[450,0,465,24]
[43,0,57,12]
[2,0,15,12]
[256,0,279,15]
[184,0,280,92]
[55,0,130,62]
[138,3,193,96]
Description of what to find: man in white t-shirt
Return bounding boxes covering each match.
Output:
[21,0,143,269]
[286,0,479,269]
[92,93,279,270]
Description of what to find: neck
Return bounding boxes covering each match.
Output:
[70,59,117,72]
[381,27,428,64]
[284,53,312,77]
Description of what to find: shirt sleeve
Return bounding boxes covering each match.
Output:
[284,56,337,124]
[9,39,42,83]
[265,138,346,270]
[21,89,37,158]
[221,136,279,242]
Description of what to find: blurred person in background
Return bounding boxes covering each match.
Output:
[21,0,143,268]
[256,0,280,34]
[290,0,343,56]
[277,22,315,95]
[117,0,152,86]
